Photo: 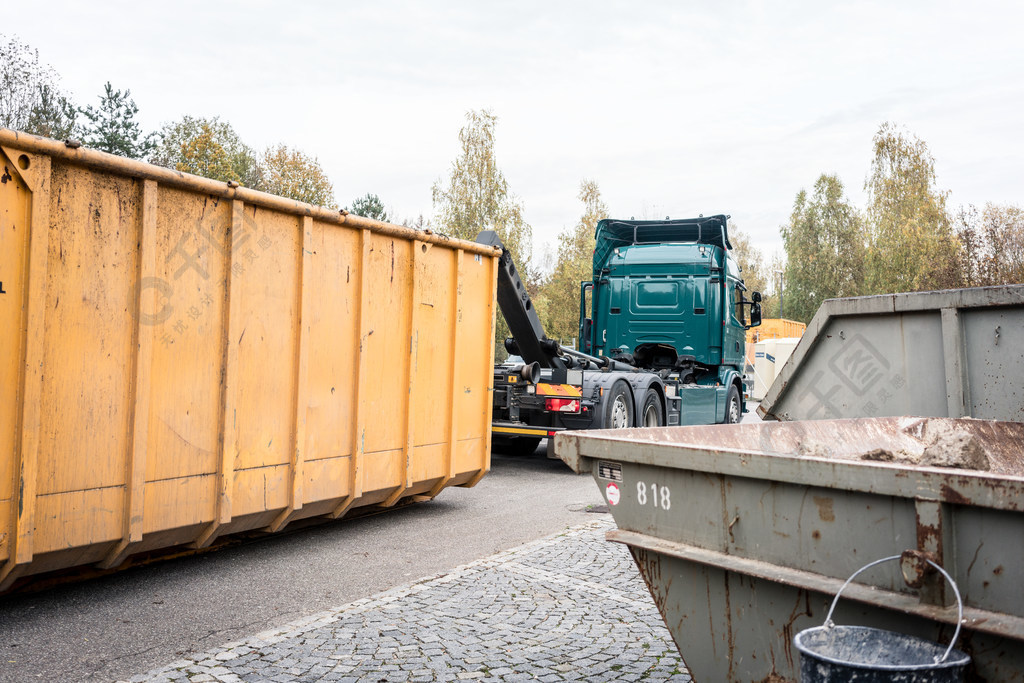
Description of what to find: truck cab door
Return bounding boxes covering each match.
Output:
[579,282,593,352]
[723,281,747,367]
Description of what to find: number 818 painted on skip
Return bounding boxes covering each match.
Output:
[636,481,671,510]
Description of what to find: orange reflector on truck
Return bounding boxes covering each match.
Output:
[536,383,583,397]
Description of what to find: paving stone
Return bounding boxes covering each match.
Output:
[125,520,692,681]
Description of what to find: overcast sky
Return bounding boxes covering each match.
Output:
[6,1,1022,268]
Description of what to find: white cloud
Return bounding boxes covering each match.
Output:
[4,0,1021,266]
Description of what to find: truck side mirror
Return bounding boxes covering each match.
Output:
[581,318,593,351]
[752,291,762,304]
[746,303,762,329]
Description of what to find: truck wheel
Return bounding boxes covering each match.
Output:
[605,381,633,429]
[641,389,663,427]
[724,384,742,424]
[493,436,541,456]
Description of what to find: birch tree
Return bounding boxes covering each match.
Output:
[864,122,959,293]
[542,180,608,343]
[0,35,77,139]
[432,109,533,359]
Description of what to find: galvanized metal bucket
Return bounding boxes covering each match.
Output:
[794,556,971,682]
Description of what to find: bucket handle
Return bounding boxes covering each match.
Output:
[822,554,964,664]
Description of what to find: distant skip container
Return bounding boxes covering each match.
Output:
[0,129,499,591]
[758,286,1024,422]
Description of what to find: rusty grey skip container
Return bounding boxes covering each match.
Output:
[555,418,1024,682]
[757,285,1024,422]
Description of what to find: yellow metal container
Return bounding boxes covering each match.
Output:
[0,129,499,590]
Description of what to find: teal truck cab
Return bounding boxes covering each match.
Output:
[483,214,761,455]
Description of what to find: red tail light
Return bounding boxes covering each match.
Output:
[545,398,581,413]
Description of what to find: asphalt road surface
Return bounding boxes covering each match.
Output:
[0,447,603,683]
[1,406,762,683]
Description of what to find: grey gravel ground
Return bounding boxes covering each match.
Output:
[120,518,690,682]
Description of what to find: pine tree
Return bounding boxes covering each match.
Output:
[347,193,390,222]
[79,82,157,159]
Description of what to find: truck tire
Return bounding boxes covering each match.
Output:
[493,436,541,456]
[604,381,633,429]
[641,389,664,427]
[724,384,742,424]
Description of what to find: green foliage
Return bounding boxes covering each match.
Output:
[151,118,341,208]
[432,109,533,359]
[781,174,866,323]
[258,144,338,208]
[151,116,259,186]
[347,193,390,222]
[0,35,77,138]
[79,82,157,159]
[542,180,608,343]
[25,84,77,139]
[864,122,960,293]
[432,110,532,272]
[955,203,1024,286]
[178,126,235,181]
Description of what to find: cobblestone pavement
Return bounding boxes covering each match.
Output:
[122,518,691,682]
